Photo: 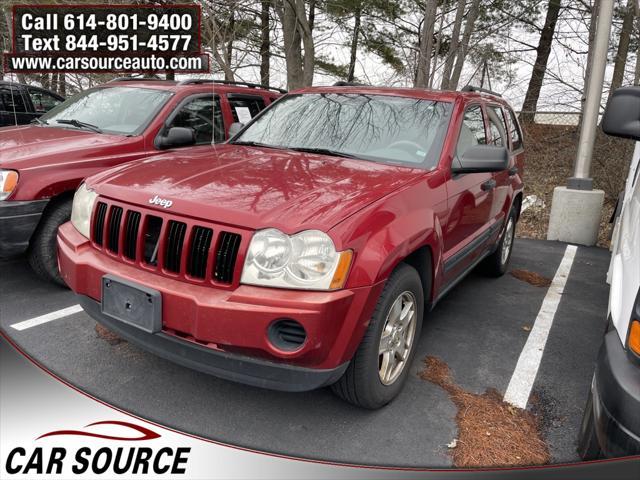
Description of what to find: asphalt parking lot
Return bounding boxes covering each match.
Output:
[0,238,610,467]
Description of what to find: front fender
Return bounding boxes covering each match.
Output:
[330,177,446,298]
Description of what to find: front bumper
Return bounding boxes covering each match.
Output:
[0,200,48,257]
[78,295,349,391]
[58,222,383,390]
[591,330,640,457]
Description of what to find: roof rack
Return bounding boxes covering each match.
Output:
[177,79,287,94]
[461,85,502,97]
[332,81,367,87]
[108,76,167,83]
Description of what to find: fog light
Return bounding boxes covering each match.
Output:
[268,319,306,351]
[629,321,640,355]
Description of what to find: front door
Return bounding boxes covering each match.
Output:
[443,104,497,281]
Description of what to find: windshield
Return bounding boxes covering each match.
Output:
[40,86,171,135]
[233,93,452,168]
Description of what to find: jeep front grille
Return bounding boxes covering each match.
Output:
[91,200,245,286]
[107,206,123,254]
[93,202,108,246]
[187,226,213,279]
[214,232,242,283]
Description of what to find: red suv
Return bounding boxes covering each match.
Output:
[0,78,281,284]
[58,85,524,408]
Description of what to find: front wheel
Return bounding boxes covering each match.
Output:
[331,263,424,409]
[27,199,71,287]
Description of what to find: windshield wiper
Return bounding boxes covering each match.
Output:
[56,119,103,134]
[231,140,280,150]
[30,118,48,125]
[287,147,361,159]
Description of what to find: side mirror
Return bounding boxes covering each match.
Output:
[158,127,196,149]
[602,86,640,141]
[452,145,509,174]
[228,122,244,138]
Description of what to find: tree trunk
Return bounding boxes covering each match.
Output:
[578,0,599,130]
[225,11,235,81]
[440,0,466,90]
[347,5,362,82]
[41,74,50,90]
[59,73,66,97]
[294,0,315,87]
[415,0,437,88]
[608,0,636,100]
[260,0,270,86]
[429,7,445,88]
[276,0,304,89]
[521,0,562,122]
[635,17,640,86]
[449,0,481,90]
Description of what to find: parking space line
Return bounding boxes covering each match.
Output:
[10,305,84,331]
[503,244,578,408]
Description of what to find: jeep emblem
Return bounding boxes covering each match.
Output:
[148,195,173,209]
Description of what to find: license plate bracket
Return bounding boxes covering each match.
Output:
[101,275,161,333]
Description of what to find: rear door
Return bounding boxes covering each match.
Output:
[0,85,32,125]
[486,104,512,225]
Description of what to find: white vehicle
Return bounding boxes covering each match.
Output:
[578,86,640,459]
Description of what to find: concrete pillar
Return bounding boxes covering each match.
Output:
[546,0,614,245]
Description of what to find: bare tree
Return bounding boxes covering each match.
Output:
[415,0,438,88]
[608,0,637,100]
[260,0,270,85]
[521,0,562,121]
[440,0,466,90]
[449,0,481,90]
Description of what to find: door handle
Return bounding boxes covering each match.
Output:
[508,166,518,177]
[481,179,497,191]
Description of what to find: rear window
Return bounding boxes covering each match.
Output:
[506,109,523,150]
[0,87,27,113]
[228,95,266,123]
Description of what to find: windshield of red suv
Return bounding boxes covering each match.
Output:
[39,86,171,135]
[232,93,452,168]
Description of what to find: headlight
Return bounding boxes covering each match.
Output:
[0,170,19,200]
[241,229,353,290]
[70,183,98,238]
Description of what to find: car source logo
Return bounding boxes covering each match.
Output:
[148,195,173,209]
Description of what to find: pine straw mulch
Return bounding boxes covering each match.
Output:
[517,122,635,248]
[509,269,552,288]
[420,356,550,468]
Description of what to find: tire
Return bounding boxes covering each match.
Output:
[331,263,424,409]
[577,391,603,460]
[27,198,72,287]
[481,206,517,277]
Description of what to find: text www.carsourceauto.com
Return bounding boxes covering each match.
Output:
[6,55,205,73]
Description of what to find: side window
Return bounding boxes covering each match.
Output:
[487,108,507,147]
[506,109,523,150]
[167,96,225,145]
[0,88,27,113]
[457,105,486,157]
[28,88,62,113]
[228,95,266,124]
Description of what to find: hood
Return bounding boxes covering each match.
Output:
[0,125,127,169]
[90,144,422,232]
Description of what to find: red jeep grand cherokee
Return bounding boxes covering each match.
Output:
[0,78,281,284]
[58,85,524,408]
